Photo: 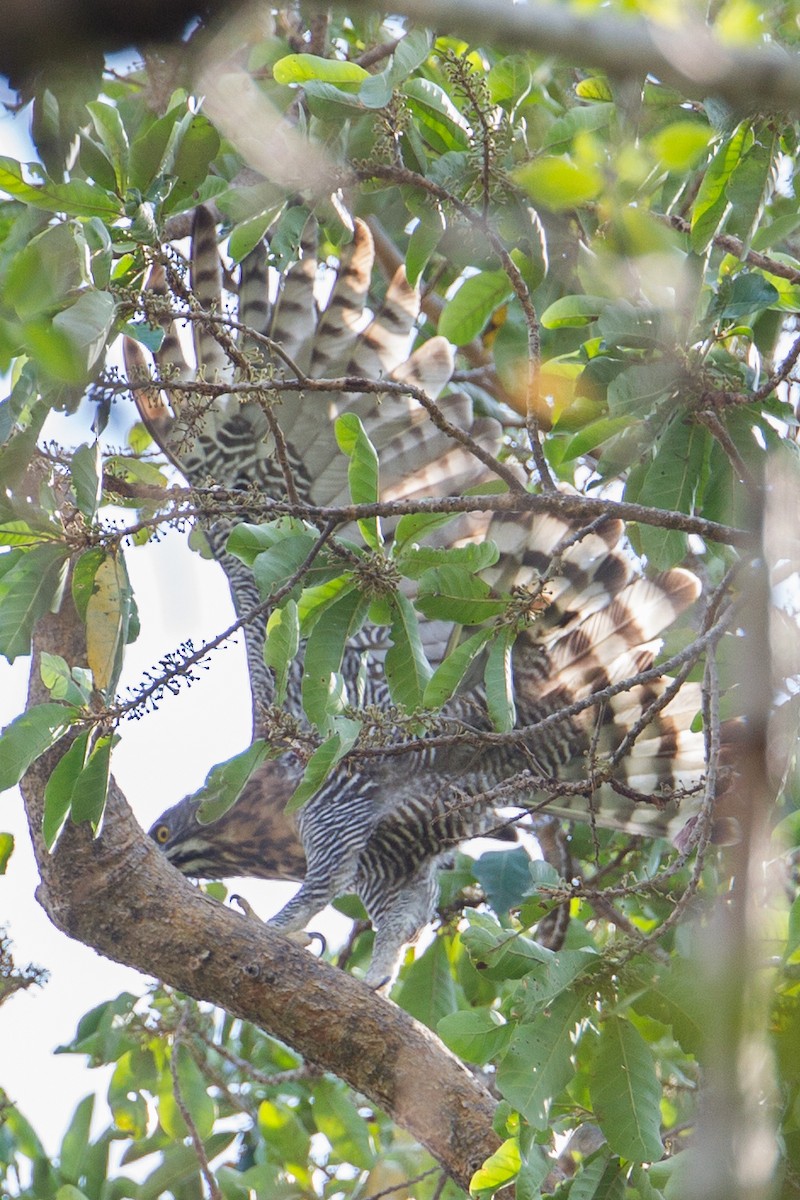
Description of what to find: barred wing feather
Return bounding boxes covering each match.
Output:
[133,206,726,986]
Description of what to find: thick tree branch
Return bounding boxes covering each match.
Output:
[19,601,500,1193]
[345,0,800,113]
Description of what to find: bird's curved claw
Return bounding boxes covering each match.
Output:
[282,930,327,957]
[306,930,327,956]
[229,899,325,959]
[231,894,260,921]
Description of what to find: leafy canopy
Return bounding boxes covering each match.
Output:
[1,3,799,1199]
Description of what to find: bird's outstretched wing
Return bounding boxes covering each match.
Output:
[129,208,729,985]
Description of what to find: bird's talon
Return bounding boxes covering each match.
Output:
[231,894,260,921]
[306,930,327,956]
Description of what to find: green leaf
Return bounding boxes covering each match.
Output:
[128,105,182,192]
[0,832,14,873]
[384,592,432,709]
[195,741,272,824]
[228,205,282,263]
[71,547,106,621]
[86,101,129,193]
[159,1045,216,1140]
[510,948,600,1019]
[71,442,103,522]
[0,156,123,218]
[402,78,471,153]
[717,271,779,319]
[393,508,457,552]
[636,418,708,568]
[0,702,78,793]
[302,80,368,112]
[484,627,516,732]
[273,54,369,86]
[358,29,432,109]
[227,518,309,566]
[541,294,613,329]
[575,76,614,101]
[264,599,300,705]
[406,210,445,286]
[437,1007,512,1066]
[628,958,707,1055]
[137,1135,236,1200]
[70,734,113,829]
[394,934,458,1027]
[165,114,221,212]
[567,1154,626,1200]
[725,141,774,245]
[313,1079,374,1170]
[0,542,69,661]
[0,522,59,548]
[649,120,711,171]
[334,412,381,547]
[5,222,88,319]
[496,991,586,1129]
[52,290,116,376]
[690,122,750,252]
[302,587,367,730]
[285,719,361,813]
[470,1137,521,1198]
[423,627,493,709]
[0,396,48,492]
[462,913,553,980]
[105,453,168,491]
[59,1093,95,1183]
[787,894,800,962]
[252,533,326,597]
[544,103,615,151]
[472,847,531,915]
[438,270,514,346]
[590,1016,663,1163]
[514,156,603,210]
[0,549,22,578]
[298,572,356,632]
[395,540,499,579]
[43,730,91,849]
[416,565,506,624]
[562,415,632,462]
[488,55,533,105]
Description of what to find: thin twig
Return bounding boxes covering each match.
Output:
[170,1004,223,1200]
[754,328,800,401]
[189,1020,318,1089]
[696,409,759,493]
[362,1166,441,1199]
[664,213,800,284]
[109,520,338,719]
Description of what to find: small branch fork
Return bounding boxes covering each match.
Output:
[108,519,339,719]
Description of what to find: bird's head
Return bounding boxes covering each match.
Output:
[148,763,306,883]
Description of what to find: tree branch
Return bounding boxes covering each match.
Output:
[344,0,800,114]
[18,601,500,1193]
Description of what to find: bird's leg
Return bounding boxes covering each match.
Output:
[230,894,327,955]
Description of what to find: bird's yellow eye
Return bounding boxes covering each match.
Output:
[154,824,170,844]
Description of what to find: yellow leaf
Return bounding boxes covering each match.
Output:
[85,552,125,692]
